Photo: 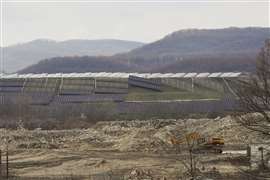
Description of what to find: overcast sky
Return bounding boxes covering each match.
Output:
[1,0,269,46]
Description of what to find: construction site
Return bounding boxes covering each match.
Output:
[0,114,268,179]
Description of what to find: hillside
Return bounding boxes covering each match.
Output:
[2,39,144,73]
[153,55,257,73]
[123,27,269,59]
[19,56,134,73]
[19,27,270,73]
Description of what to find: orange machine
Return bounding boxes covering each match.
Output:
[170,132,224,153]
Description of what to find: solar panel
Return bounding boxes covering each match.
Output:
[128,75,161,91]
[220,72,233,78]
[113,73,127,78]
[135,73,147,78]
[171,73,186,78]
[94,88,128,94]
[54,94,125,103]
[2,74,18,79]
[0,87,23,92]
[148,73,162,78]
[141,73,151,78]
[184,73,197,78]
[102,73,113,77]
[161,73,175,78]
[27,92,55,105]
[196,73,210,78]
[35,73,48,78]
[2,72,245,80]
[229,72,242,77]
[208,72,222,78]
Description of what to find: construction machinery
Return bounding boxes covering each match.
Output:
[170,132,224,154]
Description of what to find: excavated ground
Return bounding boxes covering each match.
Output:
[0,115,267,179]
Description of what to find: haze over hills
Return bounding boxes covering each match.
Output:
[19,27,270,74]
[2,39,144,73]
[123,27,269,59]
[20,56,134,74]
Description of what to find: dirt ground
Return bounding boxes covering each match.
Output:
[0,115,267,179]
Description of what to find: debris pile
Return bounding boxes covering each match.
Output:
[126,168,155,180]
[0,114,265,152]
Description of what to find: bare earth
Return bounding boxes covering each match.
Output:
[0,116,265,179]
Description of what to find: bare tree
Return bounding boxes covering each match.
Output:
[235,39,270,137]
[170,121,203,179]
[181,132,201,179]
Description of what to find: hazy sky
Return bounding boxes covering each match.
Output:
[1,0,269,46]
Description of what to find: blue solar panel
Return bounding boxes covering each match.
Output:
[128,76,161,91]
[53,94,125,104]
[94,88,128,94]
[26,92,55,105]
[0,86,23,93]
[59,90,93,95]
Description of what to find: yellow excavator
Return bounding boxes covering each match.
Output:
[170,132,224,154]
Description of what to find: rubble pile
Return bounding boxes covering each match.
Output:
[125,168,167,180]
[0,114,265,152]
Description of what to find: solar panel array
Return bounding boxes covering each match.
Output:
[0,72,244,79]
[94,78,128,94]
[0,72,244,105]
[0,76,128,105]
[128,75,161,91]
[0,79,24,93]
[161,78,193,91]
[53,94,125,104]
[59,78,94,95]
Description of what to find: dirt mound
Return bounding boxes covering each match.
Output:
[126,168,162,180]
[0,114,265,153]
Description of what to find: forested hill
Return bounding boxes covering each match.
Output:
[19,27,270,73]
[122,27,269,59]
[3,39,144,73]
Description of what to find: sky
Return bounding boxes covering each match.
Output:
[1,0,269,46]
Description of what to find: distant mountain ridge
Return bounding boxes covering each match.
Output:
[123,27,269,59]
[2,39,144,73]
[19,27,270,74]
